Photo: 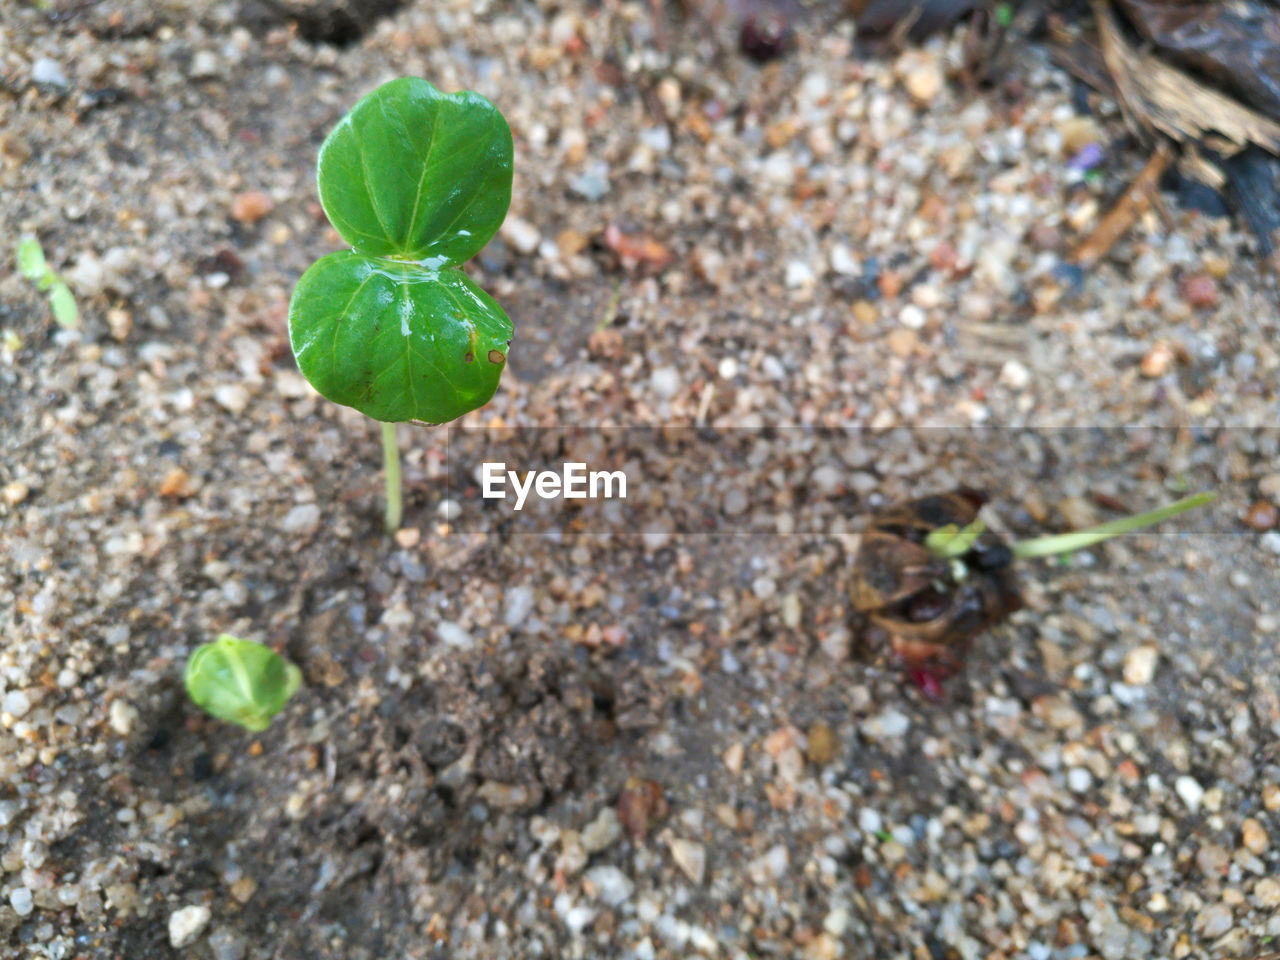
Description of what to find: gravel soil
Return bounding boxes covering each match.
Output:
[3,2,1280,959]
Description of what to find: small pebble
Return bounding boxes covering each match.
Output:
[280,504,320,535]
[584,865,633,906]
[2,481,30,506]
[32,58,68,88]
[650,366,681,399]
[1242,817,1269,855]
[806,722,836,765]
[1181,274,1218,308]
[501,217,540,255]
[1123,646,1158,685]
[109,699,139,735]
[189,51,221,79]
[213,384,250,415]
[1176,775,1206,813]
[435,621,472,649]
[169,904,212,948]
[899,52,943,103]
[8,887,33,916]
[1140,342,1175,378]
[208,928,248,960]
[231,191,273,224]
[1243,501,1278,531]
[862,709,910,739]
[668,838,706,884]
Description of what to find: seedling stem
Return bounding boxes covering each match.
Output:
[382,421,403,535]
[1011,491,1216,559]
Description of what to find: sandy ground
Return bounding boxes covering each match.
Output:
[3,1,1280,958]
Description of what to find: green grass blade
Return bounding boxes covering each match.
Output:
[1012,491,1216,559]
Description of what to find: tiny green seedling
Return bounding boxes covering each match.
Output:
[288,77,515,534]
[17,235,78,328]
[925,491,1217,565]
[184,634,301,732]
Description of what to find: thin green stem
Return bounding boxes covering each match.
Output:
[1011,491,1216,559]
[381,420,402,535]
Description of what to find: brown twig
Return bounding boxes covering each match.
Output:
[1070,143,1173,266]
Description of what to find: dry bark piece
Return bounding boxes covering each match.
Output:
[1092,0,1280,155]
[1113,0,1280,124]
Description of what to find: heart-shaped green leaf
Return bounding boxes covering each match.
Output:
[184,634,302,732]
[317,77,513,264]
[290,251,512,424]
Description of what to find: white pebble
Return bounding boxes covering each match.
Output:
[109,699,139,735]
[584,865,633,906]
[3,690,31,718]
[669,838,706,884]
[213,384,250,415]
[32,58,68,87]
[8,887,33,916]
[650,366,681,399]
[500,217,540,255]
[898,305,926,329]
[785,261,815,288]
[435,621,472,649]
[1123,646,1158,685]
[169,904,212,947]
[858,807,883,835]
[862,709,910,739]
[503,587,535,628]
[1067,768,1093,793]
[1176,775,1206,813]
[999,359,1030,389]
[280,504,320,535]
[829,244,859,277]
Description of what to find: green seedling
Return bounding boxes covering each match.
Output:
[925,491,1217,563]
[184,634,301,732]
[288,77,515,534]
[18,236,78,328]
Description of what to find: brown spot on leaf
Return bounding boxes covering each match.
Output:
[463,352,474,363]
[487,349,505,364]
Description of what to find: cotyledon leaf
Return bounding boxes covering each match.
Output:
[184,634,302,732]
[316,77,513,264]
[289,251,512,424]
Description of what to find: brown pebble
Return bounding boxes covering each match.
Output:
[1140,342,1176,378]
[928,241,957,272]
[806,723,837,766]
[851,300,878,326]
[1242,817,1269,854]
[886,329,918,358]
[1243,501,1278,531]
[158,468,195,500]
[231,190,274,224]
[1202,254,1230,279]
[616,778,667,843]
[1027,223,1062,252]
[878,270,903,300]
[1180,274,1217,309]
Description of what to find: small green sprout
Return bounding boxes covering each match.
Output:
[288,77,515,534]
[184,634,301,732]
[925,519,986,559]
[18,235,78,328]
[925,491,1217,563]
